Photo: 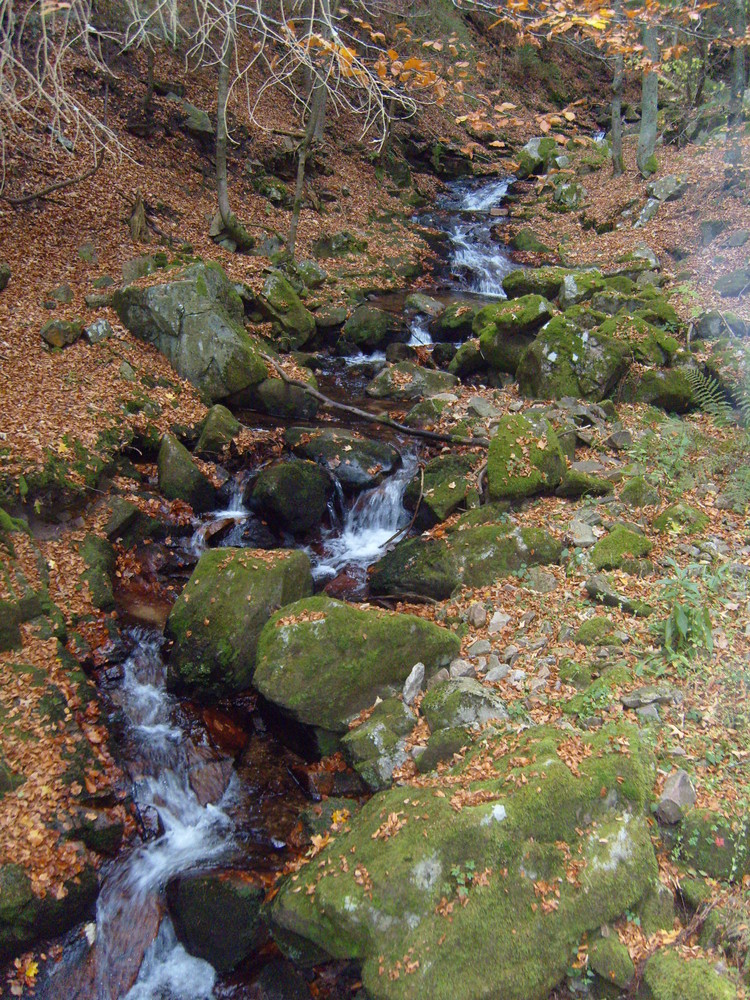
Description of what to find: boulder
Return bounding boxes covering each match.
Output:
[157,433,216,513]
[285,427,400,492]
[237,372,320,420]
[516,135,562,178]
[554,470,613,499]
[476,295,554,375]
[503,267,569,300]
[619,368,694,413]
[370,523,562,601]
[79,534,115,611]
[194,404,240,456]
[0,263,9,292]
[253,596,459,732]
[166,547,313,698]
[404,453,478,527]
[366,363,457,402]
[167,871,265,973]
[40,318,83,349]
[250,460,332,535]
[486,414,566,500]
[517,316,631,402]
[591,526,652,571]
[84,318,113,344]
[675,809,750,880]
[510,229,552,253]
[653,502,708,535]
[421,678,508,730]
[655,769,696,825]
[112,263,269,403]
[588,936,635,991]
[341,698,416,790]
[258,270,316,349]
[431,302,481,342]
[642,951,737,1000]
[621,475,660,508]
[341,305,406,351]
[448,339,485,378]
[646,175,687,202]
[714,266,750,298]
[266,723,658,1000]
[405,293,444,318]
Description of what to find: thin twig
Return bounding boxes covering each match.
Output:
[383,465,424,547]
[3,151,105,206]
[259,353,490,448]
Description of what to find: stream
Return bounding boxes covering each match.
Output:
[47,174,515,999]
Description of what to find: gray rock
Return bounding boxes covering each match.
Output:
[467,638,491,657]
[84,318,113,344]
[523,567,557,594]
[655,769,696,825]
[421,678,508,731]
[605,427,633,450]
[485,664,509,683]
[509,669,527,687]
[40,318,83,349]
[467,396,499,419]
[426,667,450,690]
[621,686,675,709]
[403,662,425,706]
[569,521,597,547]
[501,644,520,665]
[488,611,512,634]
[585,574,652,616]
[449,658,475,679]
[637,704,660,723]
[635,198,660,227]
[158,433,216,513]
[467,602,488,628]
[341,698,414,790]
[646,175,687,202]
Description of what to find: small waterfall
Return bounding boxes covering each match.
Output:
[408,314,433,346]
[310,451,418,586]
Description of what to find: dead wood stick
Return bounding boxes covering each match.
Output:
[260,353,490,448]
[383,465,424,547]
[3,151,105,206]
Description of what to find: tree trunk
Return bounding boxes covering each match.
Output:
[215,38,254,251]
[732,0,746,107]
[636,24,659,178]
[143,49,155,112]
[611,50,624,176]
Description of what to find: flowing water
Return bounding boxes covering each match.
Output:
[55,174,513,998]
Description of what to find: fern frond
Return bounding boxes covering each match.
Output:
[682,367,733,424]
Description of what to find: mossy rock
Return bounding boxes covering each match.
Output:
[251,459,332,535]
[557,271,605,309]
[476,295,554,375]
[78,534,116,611]
[447,502,510,530]
[285,427,399,492]
[166,547,313,699]
[591,526,652,571]
[596,315,678,366]
[402,398,449,428]
[637,880,675,934]
[266,722,658,1000]
[429,301,479,342]
[588,936,634,990]
[341,698,416,790]
[167,871,265,973]
[555,470,613,499]
[619,368,694,414]
[366,363,458,402]
[254,597,459,732]
[487,414,566,500]
[341,305,406,350]
[642,951,738,1000]
[503,267,569,301]
[421,678,508,731]
[517,316,631,402]
[195,405,240,456]
[40,318,84,349]
[621,475,660,508]
[370,523,562,601]
[238,373,320,421]
[157,433,216,514]
[653,502,709,534]
[404,454,478,528]
[259,270,316,349]
[416,725,472,774]
[448,339,486,378]
[563,666,631,717]
[510,229,552,253]
[574,616,621,647]
[676,809,750,881]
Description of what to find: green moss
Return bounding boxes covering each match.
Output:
[476,295,554,375]
[487,414,566,499]
[341,698,416,790]
[653,502,709,534]
[503,267,569,300]
[251,459,331,535]
[591,526,652,571]
[621,475,660,508]
[157,433,216,513]
[642,951,737,1000]
[555,470,613,498]
[574,617,621,647]
[416,726,472,773]
[588,936,634,990]
[564,666,632,717]
[404,454,478,527]
[79,534,115,610]
[676,809,750,881]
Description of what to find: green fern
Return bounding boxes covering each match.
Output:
[683,367,733,424]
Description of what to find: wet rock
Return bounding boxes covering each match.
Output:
[166,547,313,699]
[431,301,481,341]
[286,427,399,492]
[404,453,477,527]
[366,362,457,401]
[655,769,696,825]
[476,295,553,375]
[405,292,444,318]
[341,304,406,351]
[186,745,234,805]
[157,433,216,514]
[251,459,332,535]
[487,413,566,500]
[194,404,240,456]
[40,318,83,349]
[341,698,415,790]
[66,809,123,856]
[167,870,265,972]
[247,959,312,1000]
[254,596,459,732]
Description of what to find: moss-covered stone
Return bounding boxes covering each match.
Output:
[341,305,405,350]
[341,698,416,790]
[555,470,613,498]
[259,270,316,349]
[503,267,569,301]
[157,433,216,513]
[574,616,621,647]
[676,809,750,881]
[476,295,554,375]
[653,502,709,535]
[510,229,552,253]
[591,526,652,571]
[487,414,566,500]
[402,397,449,428]
[416,725,472,773]
[517,316,631,402]
[195,404,240,456]
[642,951,738,1000]
[254,597,459,732]
[619,368,694,413]
[621,475,660,508]
[239,372,320,420]
[166,548,313,699]
[557,271,605,308]
[421,678,508,731]
[266,722,658,1000]
[448,339,486,378]
[366,363,457,402]
[79,534,115,611]
[432,302,481,341]
[40,318,84,349]
[251,459,332,535]
[404,454,478,527]
[370,522,562,601]
[589,936,634,990]
[285,427,400,492]
[637,880,675,934]
[167,871,265,973]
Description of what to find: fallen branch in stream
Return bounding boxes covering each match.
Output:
[260,353,490,448]
[383,465,424,547]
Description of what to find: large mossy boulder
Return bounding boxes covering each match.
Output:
[341,305,406,351]
[404,453,478,527]
[487,414,566,500]
[370,523,562,601]
[237,371,320,421]
[641,951,738,1000]
[619,367,694,413]
[476,295,554,375]
[675,809,750,880]
[266,723,658,1000]
[112,263,269,403]
[653,502,708,535]
[258,270,316,349]
[166,548,313,699]
[167,871,265,973]
[195,404,240,456]
[254,596,459,732]
[250,459,332,535]
[157,433,216,513]
[515,136,562,179]
[366,362,457,402]
[431,302,481,342]
[285,427,400,492]
[503,267,569,301]
[517,316,631,402]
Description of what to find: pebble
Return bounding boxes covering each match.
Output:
[519,611,536,627]
[501,644,520,665]
[403,662,425,705]
[467,639,492,657]
[488,611,511,634]
[467,602,488,628]
[450,658,476,679]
